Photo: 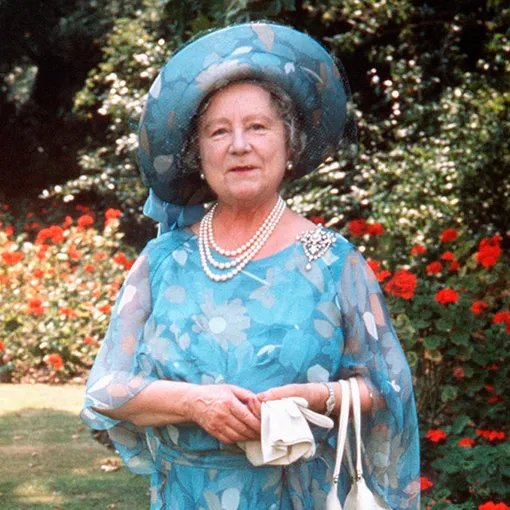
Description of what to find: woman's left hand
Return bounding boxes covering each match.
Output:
[247,383,329,418]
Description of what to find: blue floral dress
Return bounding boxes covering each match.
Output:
[81,227,420,509]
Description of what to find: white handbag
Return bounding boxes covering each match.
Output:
[238,397,334,466]
[326,378,392,510]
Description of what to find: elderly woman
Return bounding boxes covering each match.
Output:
[82,23,420,510]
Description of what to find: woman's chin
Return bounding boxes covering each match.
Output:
[218,184,275,207]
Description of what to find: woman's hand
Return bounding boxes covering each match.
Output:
[187,384,261,444]
[252,383,330,417]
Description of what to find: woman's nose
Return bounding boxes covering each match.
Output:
[229,128,251,154]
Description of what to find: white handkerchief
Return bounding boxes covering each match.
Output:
[238,397,334,466]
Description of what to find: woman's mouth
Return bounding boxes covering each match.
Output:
[229,165,257,173]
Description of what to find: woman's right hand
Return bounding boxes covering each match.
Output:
[187,384,261,444]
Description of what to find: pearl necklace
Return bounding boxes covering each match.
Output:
[199,197,286,282]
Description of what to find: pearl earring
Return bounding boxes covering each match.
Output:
[200,172,205,180]
[286,161,294,172]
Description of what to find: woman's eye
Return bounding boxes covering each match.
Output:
[250,123,266,131]
[212,128,227,136]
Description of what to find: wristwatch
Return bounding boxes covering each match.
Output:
[321,382,336,416]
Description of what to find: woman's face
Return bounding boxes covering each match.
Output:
[197,83,288,207]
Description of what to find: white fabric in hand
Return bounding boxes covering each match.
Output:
[239,397,333,466]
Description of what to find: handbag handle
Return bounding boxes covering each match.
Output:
[348,377,364,481]
[331,379,350,484]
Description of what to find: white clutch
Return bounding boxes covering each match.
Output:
[238,396,334,466]
[326,378,392,510]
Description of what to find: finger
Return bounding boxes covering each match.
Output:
[230,400,261,434]
[257,384,297,402]
[224,417,259,442]
[247,396,261,420]
[229,385,257,403]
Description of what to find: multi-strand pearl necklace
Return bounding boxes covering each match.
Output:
[199,196,286,282]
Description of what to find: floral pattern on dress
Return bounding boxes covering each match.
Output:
[81,228,420,509]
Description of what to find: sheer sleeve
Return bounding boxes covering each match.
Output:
[336,247,420,509]
[80,247,157,474]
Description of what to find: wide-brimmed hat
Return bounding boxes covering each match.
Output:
[138,22,355,218]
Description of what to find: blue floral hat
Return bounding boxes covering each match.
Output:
[138,22,356,231]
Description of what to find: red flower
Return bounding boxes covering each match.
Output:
[84,264,94,272]
[471,301,488,314]
[367,223,385,236]
[435,288,459,305]
[77,215,94,228]
[36,225,64,244]
[68,245,82,260]
[348,219,368,237]
[1,251,24,264]
[44,353,64,371]
[93,252,107,262]
[441,229,458,243]
[309,216,325,225]
[58,307,77,318]
[458,438,475,447]
[453,367,464,380]
[426,262,442,275]
[5,225,14,236]
[376,270,391,282]
[105,208,122,220]
[62,216,73,229]
[479,503,510,510]
[426,429,447,443]
[489,394,503,404]
[75,204,91,213]
[83,336,95,345]
[476,429,505,441]
[420,476,434,490]
[493,311,510,324]
[99,304,112,314]
[448,261,460,271]
[1,204,9,211]
[476,234,502,268]
[367,259,380,272]
[0,340,4,351]
[411,244,426,255]
[113,252,134,270]
[384,270,417,300]
[27,298,45,315]
[441,251,456,261]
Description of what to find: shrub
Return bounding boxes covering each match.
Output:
[342,219,510,507]
[0,203,136,383]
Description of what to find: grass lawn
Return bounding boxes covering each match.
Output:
[0,384,149,509]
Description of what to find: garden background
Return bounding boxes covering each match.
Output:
[0,0,509,508]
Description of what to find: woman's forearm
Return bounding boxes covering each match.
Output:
[93,380,198,427]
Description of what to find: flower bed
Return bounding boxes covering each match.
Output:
[0,203,135,383]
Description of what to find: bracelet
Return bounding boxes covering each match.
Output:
[321,382,336,416]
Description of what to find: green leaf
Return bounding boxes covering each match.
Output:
[451,415,471,434]
[406,350,418,368]
[436,317,453,332]
[423,335,442,349]
[441,385,458,402]
[4,318,22,333]
[451,330,470,346]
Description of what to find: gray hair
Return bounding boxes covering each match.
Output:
[180,79,306,176]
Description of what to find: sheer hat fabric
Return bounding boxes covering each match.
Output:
[137,22,355,207]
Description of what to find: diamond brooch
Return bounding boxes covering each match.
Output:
[297,225,336,271]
